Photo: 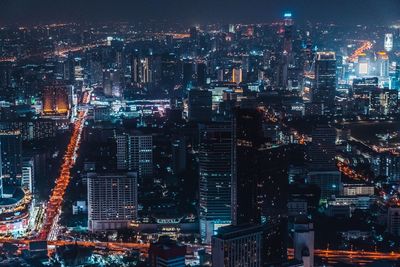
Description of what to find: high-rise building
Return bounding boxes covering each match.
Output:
[0,131,22,190]
[293,217,314,267]
[387,207,400,236]
[308,125,341,199]
[148,236,186,267]
[87,172,138,232]
[42,82,72,115]
[22,157,34,193]
[188,88,212,122]
[233,109,264,225]
[116,132,153,182]
[171,136,186,175]
[232,68,243,84]
[313,52,336,115]
[384,33,394,52]
[131,56,152,84]
[102,68,121,97]
[199,122,234,243]
[212,224,263,267]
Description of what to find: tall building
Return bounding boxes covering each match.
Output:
[171,136,186,175]
[199,122,234,243]
[384,33,394,52]
[149,236,186,267]
[188,88,212,122]
[313,52,336,115]
[232,68,243,84]
[116,132,153,182]
[308,125,341,199]
[87,172,138,231]
[42,82,72,115]
[387,207,400,236]
[0,131,22,190]
[22,157,34,193]
[293,217,314,267]
[212,224,263,267]
[233,109,264,225]
[131,56,152,84]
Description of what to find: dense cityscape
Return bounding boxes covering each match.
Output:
[0,1,400,266]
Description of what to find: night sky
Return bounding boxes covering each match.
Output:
[0,0,399,25]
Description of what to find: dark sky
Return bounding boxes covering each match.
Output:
[0,0,399,26]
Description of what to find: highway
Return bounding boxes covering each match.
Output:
[348,40,373,62]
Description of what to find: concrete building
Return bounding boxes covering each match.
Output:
[87,172,138,231]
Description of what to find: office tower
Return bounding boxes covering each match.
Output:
[148,236,186,267]
[42,82,72,115]
[0,130,22,190]
[212,224,263,267]
[384,33,394,52]
[102,68,121,97]
[116,132,153,182]
[87,172,138,231]
[280,12,294,90]
[188,88,212,122]
[22,157,34,193]
[233,108,264,225]
[308,125,341,199]
[376,52,389,78]
[387,207,400,236]
[131,56,152,84]
[231,68,242,84]
[313,52,336,115]
[199,122,234,243]
[171,136,186,175]
[293,217,314,267]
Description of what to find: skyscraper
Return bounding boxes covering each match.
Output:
[293,217,314,267]
[87,172,138,231]
[308,125,341,199]
[313,52,337,115]
[116,132,153,183]
[199,122,234,243]
[0,130,22,190]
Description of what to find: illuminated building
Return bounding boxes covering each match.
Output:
[116,132,153,183]
[42,82,72,116]
[149,236,186,267]
[384,33,394,52]
[199,122,234,243]
[131,56,152,85]
[313,52,337,115]
[293,217,314,267]
[87,172,138,232]
[0,187,31,234]
[357,53,370,76]
[0,130,22,188]
[231,68,242,84]
[376,51,389,78]
[212,224,263,267]
[102,68,121,97]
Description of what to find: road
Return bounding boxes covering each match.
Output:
[38,90,91,240]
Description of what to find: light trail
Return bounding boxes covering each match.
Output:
[348,40,373,62]
[37,90,91,240]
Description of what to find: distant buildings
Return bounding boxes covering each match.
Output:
[87,172,138,231]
